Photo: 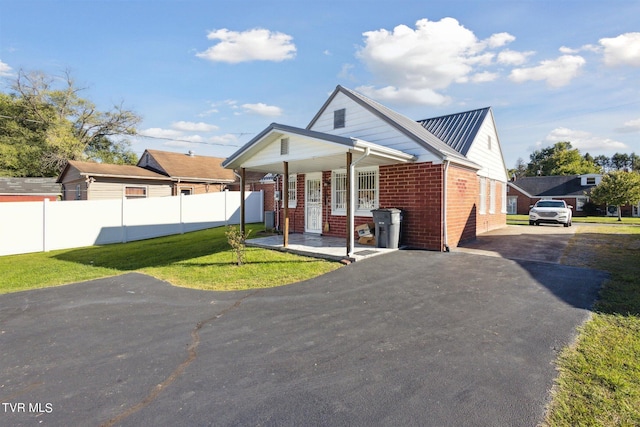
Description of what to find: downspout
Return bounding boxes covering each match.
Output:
[442,159,450,252]
[348,147,371,257]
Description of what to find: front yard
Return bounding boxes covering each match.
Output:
[545,225,640,426]
[0,224,341,294]
[1,221,639,425]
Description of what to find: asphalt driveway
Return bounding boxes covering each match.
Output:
[0,247,606,426]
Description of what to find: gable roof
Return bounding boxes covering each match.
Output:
[417,108,490,156]
[141,149,235,182]
[509,176,597,197]
[0,177,62,195]
[222,122,417,173]
[306,85,478,168]
[57,160,171,183]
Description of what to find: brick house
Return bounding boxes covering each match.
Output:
[223,85,508,254]
[508,174,640,217]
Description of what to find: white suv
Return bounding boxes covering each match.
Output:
[529,200,573,227]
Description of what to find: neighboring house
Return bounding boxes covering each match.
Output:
[508,173,640,217]
[223,85,508,254]
[0,177,62,202]
[226,171,276,212]
[138,149,235,195]
[507,174,602,216]
[57,161,173,200]
[57,150,239,200]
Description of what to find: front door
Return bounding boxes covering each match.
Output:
[305,173,322,233]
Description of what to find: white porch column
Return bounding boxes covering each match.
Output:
[346,152,352,257]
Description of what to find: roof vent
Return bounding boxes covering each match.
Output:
[188,150,195,157]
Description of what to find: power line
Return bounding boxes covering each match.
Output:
[134,133,246,148]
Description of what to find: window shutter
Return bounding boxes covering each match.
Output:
[334,109,345,129]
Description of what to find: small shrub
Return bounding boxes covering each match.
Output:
[225,226,251,266]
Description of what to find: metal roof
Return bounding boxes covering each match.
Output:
[417,107,490,156]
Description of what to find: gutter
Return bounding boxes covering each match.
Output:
[442,159,450,252]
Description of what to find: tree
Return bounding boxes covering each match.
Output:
[507,157,527,180]
[526,141,601,176]
[589,171,640,221]
[0,69,140,176]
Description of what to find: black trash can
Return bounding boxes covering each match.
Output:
[371,208,402,248]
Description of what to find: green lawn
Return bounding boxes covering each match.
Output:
[545,225,640,426]
[0,224,341,294]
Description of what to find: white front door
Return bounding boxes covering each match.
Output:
[305,173,322,233]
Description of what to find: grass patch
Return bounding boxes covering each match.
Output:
[0,224,341,294]
[545,225,640,426]
[507,214,640,226]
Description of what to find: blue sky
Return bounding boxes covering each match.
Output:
[2,0,640,169]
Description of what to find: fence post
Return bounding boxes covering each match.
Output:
[42,198,49,252]
[121,196,127,243]
[180,193,184,234]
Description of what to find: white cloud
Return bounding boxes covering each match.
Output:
[0,60,12,76]
[338,63,356,80]
[616,117,640,133]
[470,71,499,83]
[196,28,296,63]
[544,127,628,152]
[171,121,219,132]
[485,32,516,48]
[139,128,184,139]
[209,133,239,144]
[600,32,640,67]
[497,49,535,65]
[356,17,515,105]
[509,55,586,87]
[356,85,451,106]
[242,103,283,117]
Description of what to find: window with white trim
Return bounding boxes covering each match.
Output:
[576,196,588,212]
[479,177,486,214]
[332,167,378,216]
[332,171,347,212]
[75,184,81,200]
[287,174,297,208]
[489,179,496,214]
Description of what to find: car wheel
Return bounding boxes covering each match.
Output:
[564,222,569,227]
[529,221,534,225]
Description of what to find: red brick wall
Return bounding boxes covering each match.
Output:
[378,162,444,250]
[273,162,509,251]
[446,165,478,247]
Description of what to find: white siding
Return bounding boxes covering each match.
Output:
[88,181,172,200]
[243,132,346,169]
[309,92,439,163]
[465,111,508,182]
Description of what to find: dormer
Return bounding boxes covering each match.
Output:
[580,174,602,186]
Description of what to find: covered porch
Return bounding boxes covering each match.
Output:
[248,232,399,263]
[222,123,416,258]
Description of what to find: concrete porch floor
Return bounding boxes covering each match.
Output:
[247,233,399,262]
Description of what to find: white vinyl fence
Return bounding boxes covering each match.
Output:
[0,191,263,256]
